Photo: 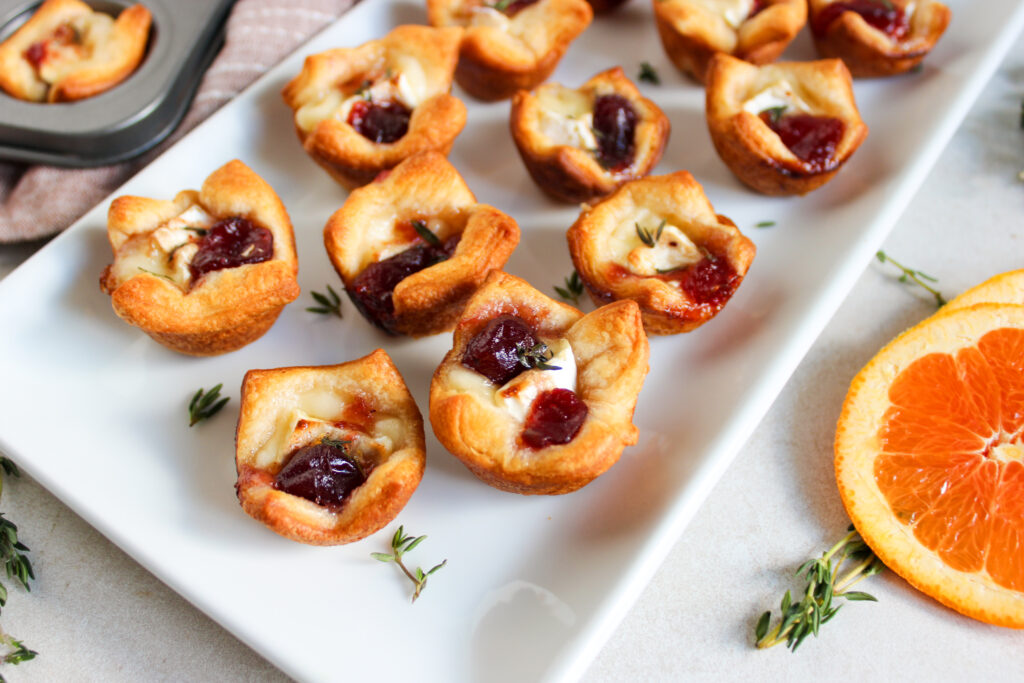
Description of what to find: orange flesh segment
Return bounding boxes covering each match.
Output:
[875,327,1024,590]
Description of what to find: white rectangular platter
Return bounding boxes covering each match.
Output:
[2,1,1023,680]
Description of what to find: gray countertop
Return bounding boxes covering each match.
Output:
[1,33,1022,683]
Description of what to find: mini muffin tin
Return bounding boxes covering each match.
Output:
[0,0,234,166]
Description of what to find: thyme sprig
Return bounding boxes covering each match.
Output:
[307,285,343,318]
[371,526,446,603]
[554,270,585,306]
[755,525,883,651]
[875,250,947,307]
[635,220,667,248]
[761,106,787,125]
[0,631,36,670]
[516,342,561,371]
[412,219,441,247]
[0,460,35,679]
[755,220,776,228]
[188,384,230,427]
[137,267,173,283]
[638,62,660,84]
[490,0,514,10]
[320,436,352,450]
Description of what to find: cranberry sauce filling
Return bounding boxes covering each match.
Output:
[347,229,459,334]
[759,111,845,171]
[275,441,366,509]
[592,94,639,172]
[189,216,274,281]
[347,99,412,144]
[461,315,542,385]
[811,0,909,39]
[24,42,46,69]
[522,388,588,449]
[23,24,78,70]
[499,0,541,16]
[679,252,740,306]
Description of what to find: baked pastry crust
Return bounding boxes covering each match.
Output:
[509,67,670,203]
[705,53,868,196]
[567,170,755,334]
[235,350,426,546]
[653,0,806,83]
[99,160,300,356]
[324,152,520,337]
[430,271,649,494]
[427,0,592,101]
[808,0,951,77]
[0,0,150,102]
[281,25,467,189]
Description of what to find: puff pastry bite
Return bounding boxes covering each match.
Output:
[281,25,467,189]
[0,0,151,103]
[705,53,868,196]
[809,0,951,77]
[652,0,806,83]
[510,67,670,203]
[324,152,519,337]
[426,0,592,101]
[235,350,426,545]
[567,171,755,334]
[430,271,649,494]
[99,160,299,356]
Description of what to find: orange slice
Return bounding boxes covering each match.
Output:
[943,269,1024,312]
[835,302,1024,627]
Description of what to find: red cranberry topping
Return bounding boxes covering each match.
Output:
[189,216,274,281]
[499,0,541,16]
[522,388,588,449]
[275,441,366,508]
[347,232,459,334]
[461,315,541,385]
[24,42,46,69]
[812,0,909,39]
[679,252,740,306]
[592,94,639,172]
[759,111,845,171]
[347,99,412,144]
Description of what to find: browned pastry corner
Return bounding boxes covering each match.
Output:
[705,53,868,196]
[426,0,592,101]
[652,0,805,83]
[567,170,755,334]
[808,0,951,77]
[235,350,426,546]
[99,160,300,356]
[0,0,151,102]
[281,24,467,189]
[324,152,520,337]
[510,66,670,203]
[430,271,649,494]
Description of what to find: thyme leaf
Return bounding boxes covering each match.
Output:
[554,270,585,306]
[188,384,230,427]
[372,525,446,603]
[137,267,174,283]
[412,219,442,247]
[755,220,776,228]
[875,250,947,307]
[307,285,343,318]
[516,342,561,371]
[184,227,208,237]
[638,62,660,84]
[635,219,666,248]
[761,106,787,125]
[320,436,352,451]
[490,0,514,10]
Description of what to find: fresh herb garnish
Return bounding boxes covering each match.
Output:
[137,267,174,283]
[412,219,442,247]
[355,79,374,102]
[516,342,561,371]
[490,0,514,10]
[554,270,585,306]
[910,63,924,74]
[307,285,343,318]
[638,62,660,84]
[188,384,230,427]
[1019,97,1024,129]
[371,525,447,603]
[755,220,776,228]
[635,219,666,248]
[761,106,787,125]
[755,525,883,652]
[0,631,37,669]
[875,250,947,307]
[320,436,352,450]
[184,227,208,237]
[0,460,36,678]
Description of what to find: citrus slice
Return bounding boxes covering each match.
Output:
[835,302,1024,627]
[943,269,1024,312]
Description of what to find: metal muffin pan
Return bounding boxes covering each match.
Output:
[0,0,234,167]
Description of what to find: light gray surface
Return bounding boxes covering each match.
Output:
[0,34,1022,683]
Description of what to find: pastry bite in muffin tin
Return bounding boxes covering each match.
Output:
[426,0,592,101]
[567,170,755,334]
[235,350,426,545]
[99,160,299,356]
[430,271,649,495]
[509,66,670,204]
[0,0,151,103]
[323,152,520,337]
[808,0,951,77]
[652,0,805,83]
[281,24,466,188]
[705,53,868,196]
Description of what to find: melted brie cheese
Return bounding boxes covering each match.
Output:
[469,6,512,30]
[741,79,812,118]
[37,13,115,85]
[536,86,597,150]
[295,69,427,134]
[687,0,755,29]
[495,338,577,421]
[109,205,215,290]
[609,208,702,277]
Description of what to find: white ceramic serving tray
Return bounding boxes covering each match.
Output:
[2,1,1023,680]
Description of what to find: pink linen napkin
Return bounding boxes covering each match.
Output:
[0,0,357,243]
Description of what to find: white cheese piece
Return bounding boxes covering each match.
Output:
[687,0,755,29]
[469,6,512,30]
[495,338,577,422]
[296,69,426,135]
[536,86,598,150]
[109,204,215,290]
[741,79,812,118]
[626,221,703,276]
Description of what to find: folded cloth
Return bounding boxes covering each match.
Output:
[0,0,357,244]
